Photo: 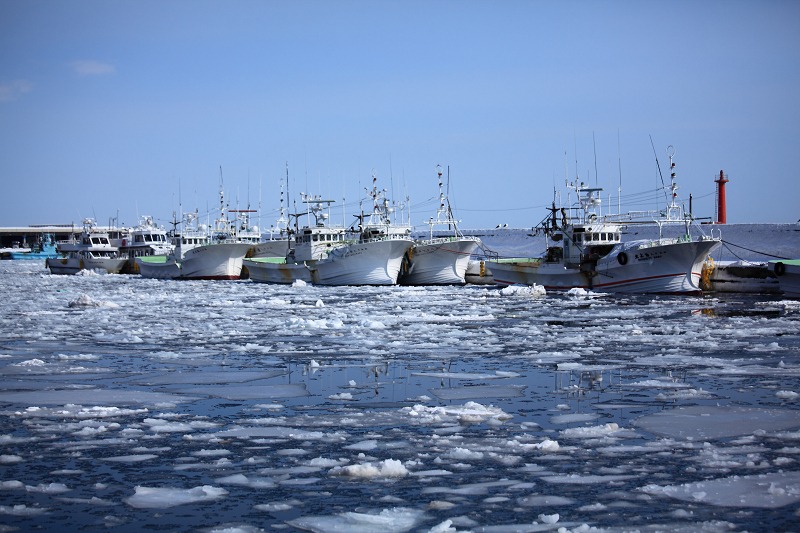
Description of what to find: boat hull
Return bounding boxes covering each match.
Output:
[400,238,480,285]
[244,257,314,284]
[771,260,800,298]
[5,249,58,260]
[137,243,251,280]
[710,261,780,294]
[46,256,128,275]
[489,238,720,294]
[180,243,250,280]
[312,239,413,285]
[136,256,181,279]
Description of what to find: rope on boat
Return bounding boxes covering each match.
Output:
[720,239,792,261]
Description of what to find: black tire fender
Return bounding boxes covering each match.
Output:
[775,262,786,276]
[617,252,628,266]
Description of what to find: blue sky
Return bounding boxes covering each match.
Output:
[1,0,798,232]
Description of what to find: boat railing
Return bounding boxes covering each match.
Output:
[360,234,414,244]
[418,235,480,246]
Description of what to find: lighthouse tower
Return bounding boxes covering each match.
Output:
[714,170,729,224]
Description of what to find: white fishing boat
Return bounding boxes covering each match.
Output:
[244,195,342,284]
[245,184,413,285]
[45,219,128,275]
[119,216,174,273]
[321,178,414,285]
[770,259,800,298]
[137,182,252,280]
[247,170,293,260]
[137,208,252,281]
[400,165,481,285]
[487,148,721,294]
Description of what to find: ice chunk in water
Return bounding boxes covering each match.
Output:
[642,471,800,508]
[635,406,800,440]
[124,485,228,509]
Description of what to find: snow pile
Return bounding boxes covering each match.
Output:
[566,287,604,299]
[499,284,546,297]
[776,390,799,401]
[75,268,101,276]
[329,392,354,400]
[560,423,623,439]
[402,401,512,425]
[330,458,409,478]
[538,513,560,524]
[67,293,119,308]
[534,438,561,452]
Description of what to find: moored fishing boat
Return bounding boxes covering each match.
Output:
[137,181,252,280]
[770,259,800,298]
[246,171,293,260]
[45,220,128,275]
[119,216,174,273]
[137,210,252,280]
[245,184,413,285]
[1,234,58,260]
[400,166,481,285]
[487,148,721,294]
[321,178,414,285]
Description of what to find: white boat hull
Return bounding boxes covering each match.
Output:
[137,243,251,280]
[489,239,720,294]
[245,239,412,286]
[400,238,480,285]
[135,256,181,279]
[46,256,127,275]
[180,243,250,279]
[244,258,314,284]
[313,239,412,285]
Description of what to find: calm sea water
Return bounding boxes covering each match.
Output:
[0,260,799,532]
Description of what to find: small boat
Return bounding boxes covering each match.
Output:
[1,234,58,260]
[770,259,800,298]
[400,166,481,285]
[46,220,128,275]
[487,149,721,294]
[119,216,174,273]
[245,185,414,286]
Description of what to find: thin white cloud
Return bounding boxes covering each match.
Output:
[0,79,33,102]
[71,60,116,76]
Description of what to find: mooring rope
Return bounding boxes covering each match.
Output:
[721,239,792,261]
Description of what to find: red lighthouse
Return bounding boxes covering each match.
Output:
[714,170,729,224]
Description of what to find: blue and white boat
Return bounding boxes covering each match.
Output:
[1,234,58,260]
